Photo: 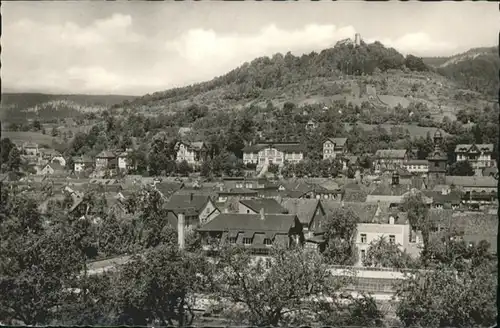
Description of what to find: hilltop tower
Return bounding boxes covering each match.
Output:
[426,129,447,189]
[354,33,362,46]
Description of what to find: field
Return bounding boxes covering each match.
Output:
[1,131,58,147]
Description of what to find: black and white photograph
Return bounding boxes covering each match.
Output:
[0,1,498,327]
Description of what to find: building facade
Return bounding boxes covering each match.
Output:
[402,159,429,174]
[455,143,495,170]
[323,138,348,160]
[242,142,304,168]
[374,149,408,172]
[175,141,206,166]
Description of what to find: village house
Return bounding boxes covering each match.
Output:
[175,141,207,166]
[322,138,348,160]
[355,211,419,266]
[38,148,66,167]
[73,156,93,173]
[455,143,495,171]
[198,211,304,257]
[117,150,132,171]
[95,150,117,171]
[374,149,408,172]
[164,193,220,225]
[280,198,326,234]
[216,187,258,203]
[402,159,429,174]
[422,187,462,210]
[23,142,39,157]
[242,142,304,169]
[445,176,497,206]
[37,162,65,176]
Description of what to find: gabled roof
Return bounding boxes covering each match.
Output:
[164,194,211,214]
[96,150,116,159]
[422,190,462,205]
[155,181,184,198]
[324,138,348,147]
[176,141,205,151]
[445,176,497,188]
[45,162,65,172]
[239,198,287,214]
[375,149,407,159]
[280,198,323,226]
[455,143,494,153]
[198,213,298,234]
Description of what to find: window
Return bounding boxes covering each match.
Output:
[389,235,396,244]
[264,238,272,246]
[206,207,211,214]
[229,237,237,244]
[246,209,250,214]
[361,250,366,260]
[243,237,252,245]
[361,234,367,243]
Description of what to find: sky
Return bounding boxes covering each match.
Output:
[2,1,498,96]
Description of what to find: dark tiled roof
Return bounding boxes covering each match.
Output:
[155,182,184,198]
[324,138,348,147]
[445,176,497,188]
[280,198,322,225]
[164,194,210,214]
[198,213,298,234]
[322,201,379,224]
[422,190,462,205]
[371,183,410,196]
[342,189,368,202]
[240,198,287,214]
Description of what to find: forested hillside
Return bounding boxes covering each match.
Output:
[116,41,436,113]
[424,46,499,98]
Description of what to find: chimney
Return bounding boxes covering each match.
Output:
[178,213,185,250]
[260,208,265,220]
[389,216,395,225]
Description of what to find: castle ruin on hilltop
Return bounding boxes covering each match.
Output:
[336,33,363,47]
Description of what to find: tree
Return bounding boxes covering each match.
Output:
[402,192,432,265]
[51,127,58,137]
[107,244,202,326]
[176,160,192,176]
[7,147,21,172]
[0,190,83,325]
[448,160,474,176]
[211,245,351,326]
[395,261,497,327]
[32,120,42,131]
[0,138,15,170]
[363,236,416,269]
[321,208,358,265]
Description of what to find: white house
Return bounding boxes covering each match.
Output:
[323,138,348,160]
[175,141,207,166]
[402,159,429,174]
[242,142,304,169]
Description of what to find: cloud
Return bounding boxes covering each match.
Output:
[3,14,459,95]
[365,32,458,57]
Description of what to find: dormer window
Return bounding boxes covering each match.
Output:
[243,237,252,245]
[264,238,272,246]
[229,237,237,244]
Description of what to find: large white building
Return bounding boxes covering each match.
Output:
[455,143,495,170]
[242,142,304,168]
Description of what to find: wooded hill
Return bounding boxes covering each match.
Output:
[115,42,496,115]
